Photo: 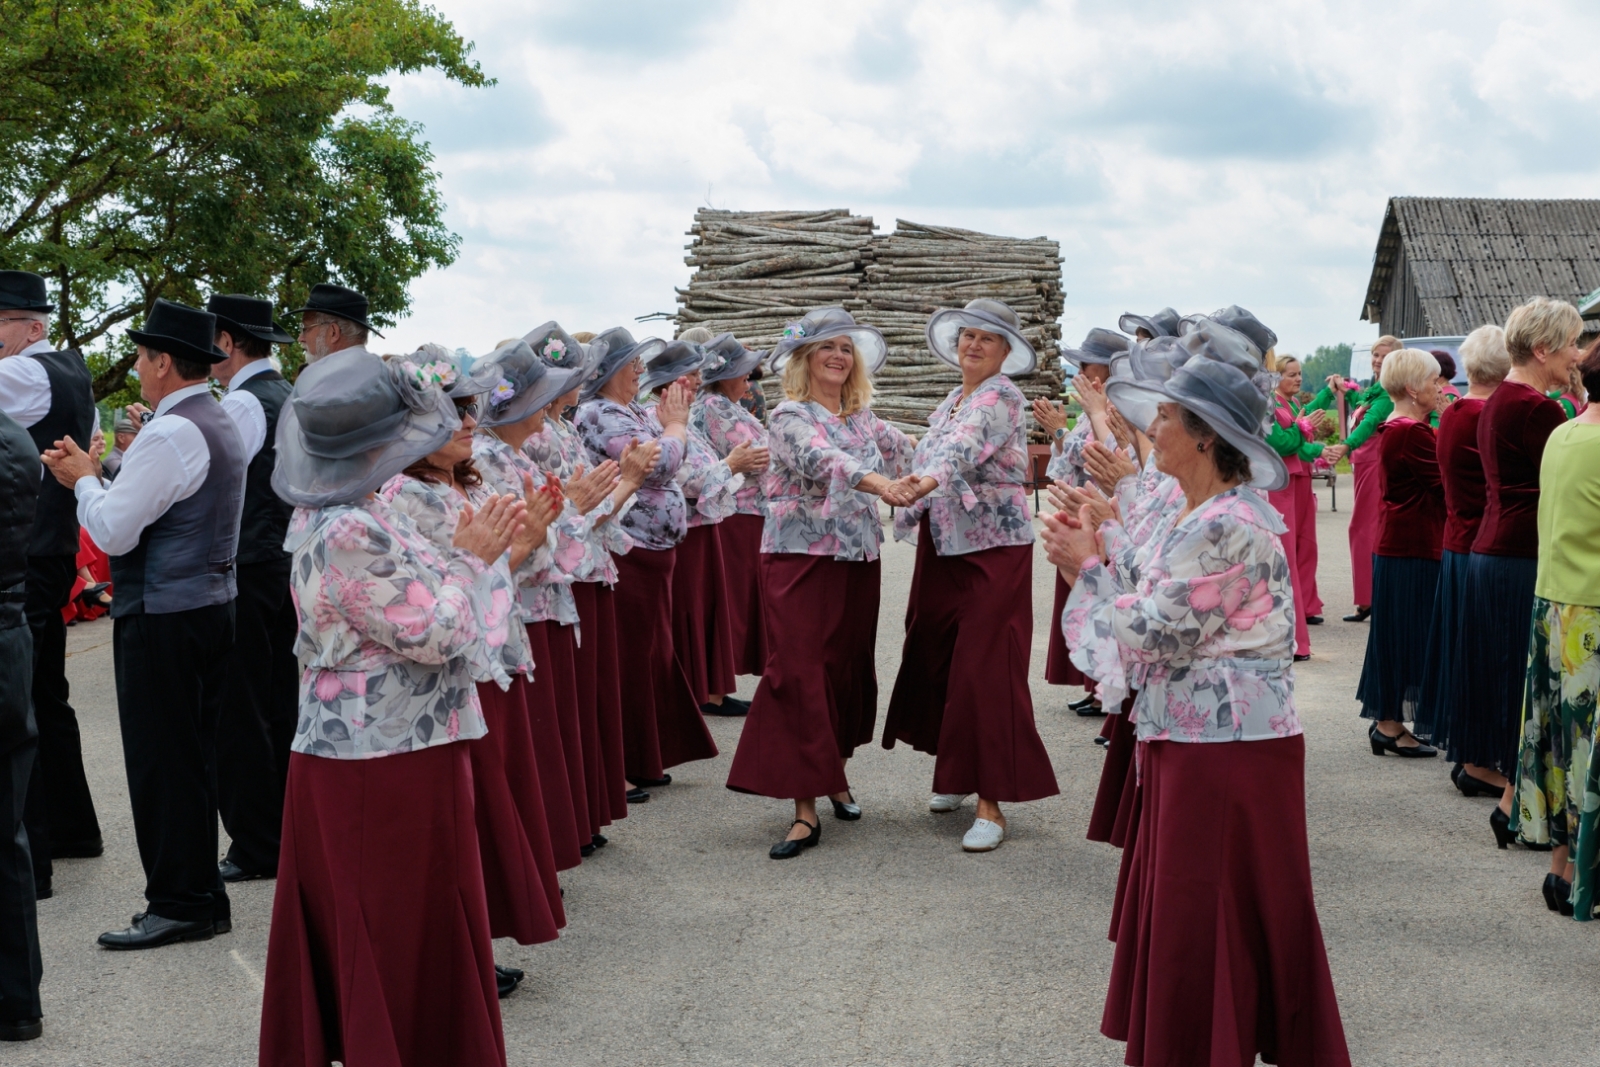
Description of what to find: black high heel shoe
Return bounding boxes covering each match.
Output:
[1368,722,1437,758]
[830,793,861,821]
[1490,806,1516,849]
[1455,768,1503,798]
[1542,872,1572,913]
[769,818,820,859]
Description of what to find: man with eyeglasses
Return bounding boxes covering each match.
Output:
[290,282,381,365]
[0,271,103,905]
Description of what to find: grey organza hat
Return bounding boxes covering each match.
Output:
[925,298,1037,376]
[1106,336,1288,492]
[580,327,666,402]
[699,333,765,386]
[1118,306,1182,340]
[639,339,706,393]
[1109,336,1192,432]
[522,321,586,373]
[272,348,459,508]
[477,339,589,428]
[1060,327,1130,372]
[1183,305,1277,360]
[769,307,887,375]
[405,343,499,399]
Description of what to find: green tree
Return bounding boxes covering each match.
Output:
[0,0,489,402]
[1300,342,1353,390]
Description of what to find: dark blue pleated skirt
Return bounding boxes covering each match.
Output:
[1449,552,1538,773]
[1357,555,1441,723]
[1414,549,1471,744]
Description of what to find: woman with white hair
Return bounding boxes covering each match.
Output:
[1415,325,1510,781]
[1043,331,1348,1067]
[1355,348,1446,756]
[1464,297,1583,848]
[882,299,1060,852]
[725,308,915,859]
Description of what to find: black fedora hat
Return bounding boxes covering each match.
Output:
[289,282,383,336]
[207,294,294,345]
[126,299,228,364]
[0,271,53,313]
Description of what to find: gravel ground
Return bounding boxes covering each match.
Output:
[13,484,1592,1065]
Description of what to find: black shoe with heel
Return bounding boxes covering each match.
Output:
[1368,722,1437,758]
[830,793,861,821]
[1067,693,1098,712]
[1455,769,1503,798]
[1343,607,1371,622]
[1542,872,1571,912]
[769,818,820,859]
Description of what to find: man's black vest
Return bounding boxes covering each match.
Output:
[22,348,94,557]
[234,367,292,565]
[0,410,40,630]
[110,392,245,617]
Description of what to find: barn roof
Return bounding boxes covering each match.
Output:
[1361,197,1600,332]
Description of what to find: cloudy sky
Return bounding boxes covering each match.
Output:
[378,0,1600,359]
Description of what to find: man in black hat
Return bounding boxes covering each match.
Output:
[0,270,102,899]
[208,295,296,883]
[291,282,381,365]
[41,298,245,949]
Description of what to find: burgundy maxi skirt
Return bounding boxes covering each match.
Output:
[1347,444,1382,609]
[671,523,738,703]
[1103,735,1350,1067]
[472,682,564,944]
[1045,571,1089,688]
[542,620,591,842]
[883,524,1059,803]
[727,553,881,800]
[573,580,629,825]
[612,547,717,778]
[521,622,582,871]
[1086,695,1138,846]
[260,744,506,1067]
[719,512,769,676]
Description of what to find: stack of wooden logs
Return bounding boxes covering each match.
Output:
[674,210,1065,438]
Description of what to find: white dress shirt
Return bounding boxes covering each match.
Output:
[75,383,216,557]
[0,339,58,428]
[219,358,275,462]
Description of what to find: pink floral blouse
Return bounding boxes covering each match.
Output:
[893,376,1034,555]
[761,400,914,561]
[691,392,767,517]
[1063,487,1299,744]
[673,420,743,528]
[575,398,687,551]
[285,497,514,760]
[1045,419,1094,486]
[472,434,586,628]
[525,416,632,587]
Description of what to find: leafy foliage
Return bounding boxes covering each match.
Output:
[1300,343,1353,390]
[0,0,489,403]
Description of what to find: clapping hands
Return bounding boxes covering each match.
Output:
[655,383,691,429]
[453,493,527,565]
[565,461,622,515]
[1031,397,1067,438]
[1040,504,1104,584]
[726,441,771,475]
[1083,440,1139,494]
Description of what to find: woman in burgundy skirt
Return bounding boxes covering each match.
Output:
[1045,331,1350,1067]
[725,308,914,859]
[576,328,717,791]
[884,299,1059,852]
[262,349,528,1064]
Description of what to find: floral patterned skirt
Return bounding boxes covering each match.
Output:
[1511,597,1600,920]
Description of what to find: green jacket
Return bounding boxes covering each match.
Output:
[1264,395,1325,462]
[1310,380,1391,451]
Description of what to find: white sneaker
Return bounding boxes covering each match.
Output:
[928,792,969,813]
[962,818,1007,852]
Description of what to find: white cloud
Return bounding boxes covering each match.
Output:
[375,0,1600,359]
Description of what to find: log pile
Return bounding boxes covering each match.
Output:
[674,210,1065,438]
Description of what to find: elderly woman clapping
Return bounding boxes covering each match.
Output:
[1041,330,1349,1066]
[881,299,1059,852]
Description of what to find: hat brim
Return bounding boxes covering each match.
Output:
[480,364,588,428]
[1118,313,1162,339]
[640,353,706,394]
[1059,347,1116,371]
[926,309,1037,376]
[581,337,664,401]
[126,329,229,365]
[213,312,295,345]
[770,324,887,376]
[1106,379,1286,492]
[0,299,53,314]
[289,305,384,339]
[702,347,764,386]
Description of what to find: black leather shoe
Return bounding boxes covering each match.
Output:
[1075,702,1106,718]
[0,1017,42,1042]
[1093,734,1110,748]
[132,909,230,935]
[1342,607,1371,623]
[1293,653,1311,662]
[591,834,608,849]
[1306,615,1324,625]
[497,963,524,981]
[1489,806,1552,852]
[701,698,749,717]
[1455,769,1503,798]
[1542,872,1570,912]
[1367,722,1436,758]
[51,836,103,859]
[99,913,215,950]
[629,774,671,788]
[769,818,820,859]
[1067,693,1098,712]
[579,843,596,857]
[34,878,50,901]
[219,859,274,883]
[625,788,650,804]
[830,793,861,821]
[496,965,522,999]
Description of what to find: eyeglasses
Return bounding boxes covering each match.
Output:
[0,317,40,326]
[454,400,479,419]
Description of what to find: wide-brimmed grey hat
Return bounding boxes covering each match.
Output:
[580,326,665,402]
[403,343,498,399]
[1118,307,1182,340]
[1193,305,1277,359]
[1109,336,1192,432]
[1177,319,1264,376]
[926,298,1037,376]
[1106,353,1287,492]
[522,321,586,374]
[1060,327,1130,372]
[639,339,706,393]
[769,307,887,375]
[272,348,458,507]
[699,333,764,386]
[477,339,588,428]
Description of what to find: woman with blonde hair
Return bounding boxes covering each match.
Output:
[1464,297,1583,848]
[725,308,915,859]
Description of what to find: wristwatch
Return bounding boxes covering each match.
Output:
[1053,426,1066,441]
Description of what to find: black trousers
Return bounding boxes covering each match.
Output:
[216,558,298,874]
[0,623,41,1022]
[22,554,101,880]
[113,602,234,923]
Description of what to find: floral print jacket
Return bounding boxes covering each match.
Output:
[1045,419,1094,486]
[761,400,914,561]
[1063,487,1300,744]
[575,398,687,551]
[690,392,767,517]
[526,417,632,586]
[894,376,1034,555]
[672,417,744,527]
[472,434,588,628]
[286,497,514,760]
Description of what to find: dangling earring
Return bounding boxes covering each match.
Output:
[1196,443,1206,453]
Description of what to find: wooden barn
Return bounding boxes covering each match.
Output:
[1360,196,1600,336]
